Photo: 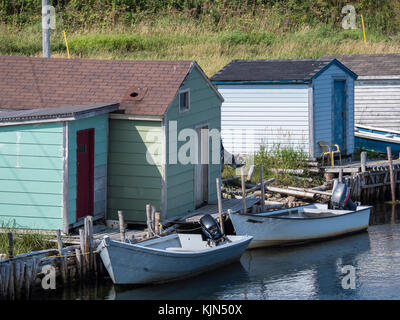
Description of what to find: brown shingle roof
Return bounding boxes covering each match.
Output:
[322,54,400,78]
[0,56,194,116]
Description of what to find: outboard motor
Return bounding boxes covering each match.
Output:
[331,182,358,210]
[199,214,230,246]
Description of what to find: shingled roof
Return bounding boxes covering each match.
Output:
[0,56,211,116]
[211,59,356,83]
[322,54,400,79]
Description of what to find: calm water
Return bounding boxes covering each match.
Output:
[37,202,400,300]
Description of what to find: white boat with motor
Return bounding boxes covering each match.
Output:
[229,182,372,249]
[97,214,253,284]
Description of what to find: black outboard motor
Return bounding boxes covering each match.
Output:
[199,214,229,246]
[331,182,358,210]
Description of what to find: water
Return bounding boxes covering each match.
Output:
[36,202,400,300]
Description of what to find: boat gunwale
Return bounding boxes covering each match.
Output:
[100,234,253,258]
[230,204,372,221]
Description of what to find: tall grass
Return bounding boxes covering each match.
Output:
[0,221,56,257]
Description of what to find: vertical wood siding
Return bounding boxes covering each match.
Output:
[217,84,309,155]
[166,67,222,218]
[0,123,64,230]
[354,80,400,130]
[313,63,355,157]
[107,119,162,222]
[68,114,109,225]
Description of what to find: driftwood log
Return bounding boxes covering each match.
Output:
[266,186,316,200]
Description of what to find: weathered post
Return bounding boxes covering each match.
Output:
[56,229,68,285]
[338,168,343,183]
[260,164,265,212]
[241,166,247,214]
[361,151,367,173]
[155,212,160,235]
[387,146,396,203]
[118,210,126,242]
[216,177,225,234]
[146,204,152,238]
[79,228,87,279]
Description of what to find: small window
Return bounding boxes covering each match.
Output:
[179,90,190,113]
[78,144,87,153]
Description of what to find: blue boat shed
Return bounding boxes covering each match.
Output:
[211,59,358,158]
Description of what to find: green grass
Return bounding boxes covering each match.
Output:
[222,143,325,189]
[0,221,56,257]
[0,6,399,76]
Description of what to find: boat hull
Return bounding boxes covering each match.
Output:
[355,125,400,154]
[229,204,371,249]
[98,234,252,284]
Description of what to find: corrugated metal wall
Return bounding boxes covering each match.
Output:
[217,84,310,155]
[354,80,400,130]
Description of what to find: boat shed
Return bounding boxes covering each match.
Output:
[0,56,223,229]
[0,103,119,232]
[323,54,400,131]
[211,59,358,158]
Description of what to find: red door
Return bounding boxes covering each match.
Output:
[76,129,94,220]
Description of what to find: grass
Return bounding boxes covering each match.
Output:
[0,221,56,257]
[222,143,325,189]
[0,11,399,76]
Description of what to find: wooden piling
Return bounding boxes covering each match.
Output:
[361,152,367,172]
[387,146,396,203]
[241,166,247,214]
[260,164,265,212]
[118,210,126,242]
[79,228,87,279]
[338,168,343,183]
[155,212,160,235]
[146,204,152,238]
[56,229,68,285]
[75,248,82,280]
[216,177,225,234]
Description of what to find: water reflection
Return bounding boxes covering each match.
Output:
[35,203,400,300]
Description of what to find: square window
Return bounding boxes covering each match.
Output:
[179,90,190,113]
[78,144,87,153]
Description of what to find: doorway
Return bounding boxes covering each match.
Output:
[76,128,95,220]
[333,80,347,154]
[194,126,209,208]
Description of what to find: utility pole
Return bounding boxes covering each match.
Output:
[42,0,50,58]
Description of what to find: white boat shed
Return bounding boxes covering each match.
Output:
[324,54,400,131]
[211,59,358,158]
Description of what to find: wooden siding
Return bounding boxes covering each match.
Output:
[217,84,309,155]
[313,63,355,157]
[68,114,109,225]
[354,80,400,130]
[166,67,222,218]
[107,119,162,222]
[0,123,64,230]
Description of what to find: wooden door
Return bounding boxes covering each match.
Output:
[333,80,346,153]
[76,128,94,220]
